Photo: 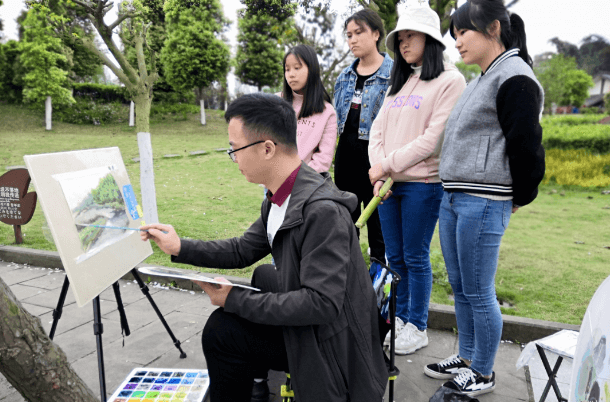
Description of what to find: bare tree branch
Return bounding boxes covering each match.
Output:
[322,48,350,85]
[108,12,136,32]
[80,36,132,87]
[71,0,95,15]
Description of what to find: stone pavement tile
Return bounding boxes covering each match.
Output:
[100,311,204,366]
[8,283,49,300]
[70,352,147,401]
[70,311,205,398]
[36,298,119,336]
[526,351,572,402]
[390,329,529,402]
[53,318,125,363]
[0,374,25,402]
[18,277,77,308]
[176,294,216,318]
[20,302,53,317]
[0,265,48,285]
[121,286,205,320]
[0,261,20,275]
[19,270,65,290]
[98,278,162,305]
[144,331,207,370]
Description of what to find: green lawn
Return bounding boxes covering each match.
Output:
[1,104,609,325]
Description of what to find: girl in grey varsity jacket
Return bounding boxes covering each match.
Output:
[425,0,545,397]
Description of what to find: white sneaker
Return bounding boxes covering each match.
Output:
[384,317,406,347]
[395,322,428,355]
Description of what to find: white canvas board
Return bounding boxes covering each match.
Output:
[24,147,152,307]
[569,275,610,402]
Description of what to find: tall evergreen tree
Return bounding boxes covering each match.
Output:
[235,0,295,91]
[161,0,231,97]
[19,8,75,108]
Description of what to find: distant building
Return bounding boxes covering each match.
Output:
[584,72,610,108]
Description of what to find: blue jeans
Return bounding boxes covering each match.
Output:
[378,182,443,331]
[438,192,512,376]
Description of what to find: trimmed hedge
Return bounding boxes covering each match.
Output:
[541,114,607,126]
[55,99,127,124]
[542,124,610,154]
[72,83,130,103]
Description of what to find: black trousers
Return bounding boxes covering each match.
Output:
[334,132,386,262]
[201,264,289,402]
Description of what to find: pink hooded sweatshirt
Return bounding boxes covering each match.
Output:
[278,91,338,173]
[369,63,466,183]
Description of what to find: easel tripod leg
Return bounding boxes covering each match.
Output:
[131,269,187,358]
[112,282,131,336]
[49,276,70,340]
[93,296,107,402]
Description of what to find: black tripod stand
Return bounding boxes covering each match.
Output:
[49,268,187,402]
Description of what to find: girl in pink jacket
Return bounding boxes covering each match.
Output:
[281,45,337,173]
[368,1,466,356]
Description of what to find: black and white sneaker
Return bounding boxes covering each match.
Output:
[443,368,495,397]
[424,354,470,379]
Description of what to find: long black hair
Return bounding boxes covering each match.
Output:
[282,44,331,119]
[388,34,445,96]
[450,0,533,68]
[344,8,385,51]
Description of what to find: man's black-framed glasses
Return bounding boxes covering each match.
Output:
[227,140,275,162]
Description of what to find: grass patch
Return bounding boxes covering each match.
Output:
[1,104,609,325]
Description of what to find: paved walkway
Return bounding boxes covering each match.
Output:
[0,259,571,401]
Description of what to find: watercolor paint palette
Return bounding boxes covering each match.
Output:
[108,368,209,402]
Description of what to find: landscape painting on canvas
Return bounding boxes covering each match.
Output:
[54,166,132,262]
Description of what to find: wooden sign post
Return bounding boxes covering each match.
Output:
[0,168,37,244]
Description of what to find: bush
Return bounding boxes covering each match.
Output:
[543,149,610,187]
[605,92,610,114]
[55,99,127,125]
[542,114,607,126]
[153,90,195,105]
[542,125,610,154]
[150,102,200,120]
[72,83,129,104]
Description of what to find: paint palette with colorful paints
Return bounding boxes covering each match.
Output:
[108,368,209,402]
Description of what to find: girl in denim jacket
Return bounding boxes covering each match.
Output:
[333,8,393,265]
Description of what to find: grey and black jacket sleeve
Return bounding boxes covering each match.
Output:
[496,75,546,207]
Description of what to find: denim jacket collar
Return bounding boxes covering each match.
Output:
[347,52,393,80]
[334,53,394,140]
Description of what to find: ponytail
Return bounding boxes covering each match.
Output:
[508,13,533,69]
[451,0,533,70]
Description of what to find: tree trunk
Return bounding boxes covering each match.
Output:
[0,277,98,402]
[134,91,153,133]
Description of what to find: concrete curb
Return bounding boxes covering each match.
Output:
[0,245,579,343]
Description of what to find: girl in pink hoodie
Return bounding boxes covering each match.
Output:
[280,45,337,173]
[368,2,466,356]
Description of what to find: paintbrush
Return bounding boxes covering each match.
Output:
[76,224,168,234]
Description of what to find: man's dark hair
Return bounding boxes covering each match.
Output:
[344,9,385,51]
[388,34,445,96]
[225,93,297,151]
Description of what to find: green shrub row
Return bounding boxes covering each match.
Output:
[54,99,127,125]
[541,114,607,126]
[73,83,130,103]
[150,102,200,116]
[72,83,195,105]
[542,124,610,154]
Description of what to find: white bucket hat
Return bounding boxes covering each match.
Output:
[385,0,445,51]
